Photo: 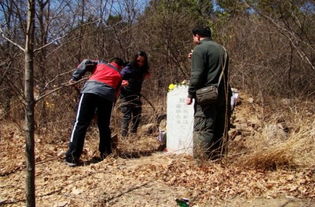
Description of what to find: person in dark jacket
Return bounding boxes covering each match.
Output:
[65,57,126,166]
[186,26,231,160]
[120,51,150,137]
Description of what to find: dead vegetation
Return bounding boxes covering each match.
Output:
[228,92,315,171]
[1,92,314,207]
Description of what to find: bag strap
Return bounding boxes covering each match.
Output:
[217,47,227,86]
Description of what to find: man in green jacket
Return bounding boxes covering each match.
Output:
[186,26,231,160]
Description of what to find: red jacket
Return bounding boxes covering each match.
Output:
[72,59,122,102]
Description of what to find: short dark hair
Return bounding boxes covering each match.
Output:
[192,26,211,38]
[109,57,126,67]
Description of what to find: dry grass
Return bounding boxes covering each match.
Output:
[229,93,315,170]
[236,134,314,170]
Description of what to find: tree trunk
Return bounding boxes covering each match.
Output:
[37,0,50,130]
[24,0,36,206]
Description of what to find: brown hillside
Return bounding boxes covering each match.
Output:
[0,92,314,207]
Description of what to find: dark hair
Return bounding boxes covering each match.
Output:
[109,57,126,67]
[192,26,211,38]
[131,51,149,71]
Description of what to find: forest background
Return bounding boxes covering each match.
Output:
[0,0,314,128]
[0,0,314,206]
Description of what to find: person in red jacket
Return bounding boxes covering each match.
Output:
[65,57,126,167]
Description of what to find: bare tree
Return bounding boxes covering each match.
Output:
[24,0,36,205]
[0,0,36,205]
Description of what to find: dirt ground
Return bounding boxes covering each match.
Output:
[1,150,314,207]
[1,94,314,207]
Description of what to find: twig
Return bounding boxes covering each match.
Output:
[43,68,76,89]
[103,181,152,203]
[0,28,25,51]
[35,78,87,102]
[140,94,157,116]
[0,61,12,85]
[0,53,21,85]
[34,18,103,53]
[243,0,315,71]
[34,35,67,52]
[4,75,25,105]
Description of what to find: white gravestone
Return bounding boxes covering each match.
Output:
[166,85,194,155]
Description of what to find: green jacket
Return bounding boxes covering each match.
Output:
[188,38,228,99]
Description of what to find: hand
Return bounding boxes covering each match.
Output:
[68,79,76,85]
[144,73,151,79]
[122,80,129,86]
[188,50,193,59]
[185,97,192,105]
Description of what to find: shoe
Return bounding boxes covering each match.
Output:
[64,156,79,167]
[100,152,110,160]
[90,153,109,163]
[90,156,103,163]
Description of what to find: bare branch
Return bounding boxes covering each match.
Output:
[243,1,315,71]
[35,77,87,102]
[0,27,25,51]
[3,74,25,105]
[43,68,76,89]
[33,17,103,53]
[0,60,12,85]
[34,34,66,52]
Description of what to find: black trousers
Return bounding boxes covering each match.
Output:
[66,93,113,160]
[120,94,142,136]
